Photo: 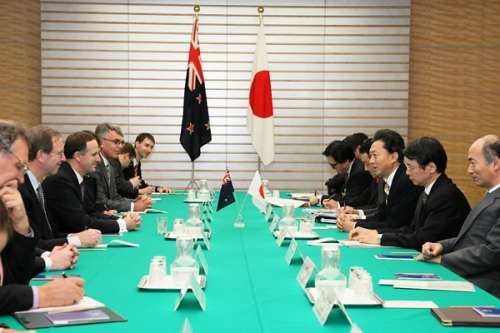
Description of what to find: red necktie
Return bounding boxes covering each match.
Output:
[134,164,138,177]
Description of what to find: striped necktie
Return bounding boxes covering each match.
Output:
[134,164,139,177]
[105,163,111,185]
[36,185,53,234]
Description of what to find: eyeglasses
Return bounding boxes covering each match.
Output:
[101,138,125,146]
[8,149,30,176]
[404,163,422,171]
[328,162,338,170]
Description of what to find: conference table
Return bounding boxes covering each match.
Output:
[2,191,500,332]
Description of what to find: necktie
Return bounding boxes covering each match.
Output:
[384,182,390,204]
[0,256,3,286]
[36,185,53,234]
[80,182,85,201]
[422,192,428,205]
[134,164,139,177]
[105,163,111,186]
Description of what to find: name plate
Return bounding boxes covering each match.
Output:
[196,245,209,275]
[269,215,280,233]
[174,274,206,311]
[200,230,211,250]
[276,227,290,247]
[285,238,304,265]
[181,318,193,333]
[204,219,212,233]
[296,256,317,289]
[265,205,274,221]
[312,290,354,326]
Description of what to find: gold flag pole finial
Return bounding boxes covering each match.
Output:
[258,6,264,24]
[194,5,200,18]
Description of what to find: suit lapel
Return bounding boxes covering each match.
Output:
[97,159,111,197]
[455,189,499,240]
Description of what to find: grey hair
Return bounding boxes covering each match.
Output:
[95,122,124,140]
[482,135,500,165]
[27,125,62,161]
[0,120,28,154]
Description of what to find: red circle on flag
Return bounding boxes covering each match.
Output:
[259,185,265,199]
[249,71,273,119]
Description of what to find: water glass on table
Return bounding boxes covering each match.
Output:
[156,216,168,234]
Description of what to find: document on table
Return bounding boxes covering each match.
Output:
[379,280,476,292]
[266,197,307,208]
[15,296,104,314]
[382,300,438,308]
[338,240,397,248]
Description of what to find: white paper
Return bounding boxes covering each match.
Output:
[382,300,438,308]
[307,288,380,306]
[289,193,316,199]
[266,197,306,208]
[338,240,396,248]
[15,296,104,314]
[94,240,139,248]
[392,280,476,292]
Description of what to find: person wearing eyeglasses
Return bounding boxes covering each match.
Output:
[92,123,152,213]
[18,126,102,254]
[349,137,471,251]
[42,131,141,234]
[319,140,372,209]
[0,120,85,315]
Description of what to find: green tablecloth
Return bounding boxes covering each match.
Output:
[1,191,499,332]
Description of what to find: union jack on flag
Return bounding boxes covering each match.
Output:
[217,168,236,212]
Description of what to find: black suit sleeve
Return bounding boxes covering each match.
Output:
[0,285,34,315]
[111,159,138,199]
[43,168,120,234]
[356,168,421,230]
[2,232,38,286]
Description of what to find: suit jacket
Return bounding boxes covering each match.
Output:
[18,174,67,251]
[330,158,372,207]
[111,158,138,199]
[93,155,134,212]
[439,186,500,298]
[123,160,147,189]
[355,164,423,230]
[378,174,471,251]
[42,162,120,234]
[354,177,383,217]
[0,232,38,315]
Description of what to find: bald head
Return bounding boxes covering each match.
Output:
[468,135,500,191]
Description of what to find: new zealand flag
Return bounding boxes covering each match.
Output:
[180,18,211,162]
[217,168,235,212]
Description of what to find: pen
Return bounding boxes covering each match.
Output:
[104,204,110,211]
[62,272,68,278]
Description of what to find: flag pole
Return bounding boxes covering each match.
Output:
[184,161,199,191]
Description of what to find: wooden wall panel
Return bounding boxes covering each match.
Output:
[409,0,500,206]
[0,0,41,127]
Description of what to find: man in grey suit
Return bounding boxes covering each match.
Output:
[418,134,500,298]
[93,123,152,212]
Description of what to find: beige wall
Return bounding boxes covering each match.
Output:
[0,0,41,127]
[1,0,500,203]
[409,0,500,206]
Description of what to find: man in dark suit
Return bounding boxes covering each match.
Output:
[418,135,500,298]
[320,140,372,208]
[43,131,142,234]
[19,125,102,251]
[93,123,151,212]
[338,138,384,218]
[0,120,84,315]
[335,129,423,232]
[349,137,471,250]
[122,133,171,194]
[112,143,140,199]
